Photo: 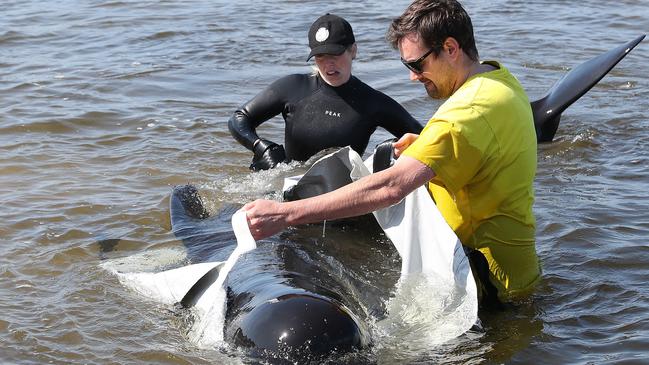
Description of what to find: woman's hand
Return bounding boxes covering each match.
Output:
[393,133,419,157]
[243,199,289,240]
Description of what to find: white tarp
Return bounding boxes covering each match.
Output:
[283,148,478,345]
[102,210,255,347]
[184,209,256,346]
[102,147,477,349]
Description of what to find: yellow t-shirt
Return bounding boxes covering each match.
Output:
[403,61,541,301]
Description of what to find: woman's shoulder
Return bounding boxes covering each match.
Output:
[349,76,392,98]
[269,73,317,91]
[263,73,320,103]
[273,73,314,84]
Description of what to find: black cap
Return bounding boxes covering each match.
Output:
[307,14,355,61]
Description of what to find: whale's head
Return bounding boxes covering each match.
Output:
[230,293,366,359]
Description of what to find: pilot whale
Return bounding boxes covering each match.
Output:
[170,183,380,360]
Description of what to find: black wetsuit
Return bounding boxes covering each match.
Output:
[228,73,423,162]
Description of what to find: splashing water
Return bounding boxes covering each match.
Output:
[375,273,477,359]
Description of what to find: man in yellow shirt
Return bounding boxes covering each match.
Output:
[244,0,541,306]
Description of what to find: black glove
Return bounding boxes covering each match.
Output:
[250,139,286,171]
[372,138,397,173]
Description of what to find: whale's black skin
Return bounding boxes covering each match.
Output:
[283,153,354,202]
[532,34,644,142]
[169,185,393,361]
[179,262,225,309]
[231,293,363,354]
[223,240,371,359]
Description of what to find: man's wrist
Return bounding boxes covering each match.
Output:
[283,201,302,226]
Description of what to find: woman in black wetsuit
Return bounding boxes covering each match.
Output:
[229,13,423,171]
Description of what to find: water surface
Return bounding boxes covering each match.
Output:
[1,0,648,363]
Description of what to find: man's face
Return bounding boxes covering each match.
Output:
[399,34,454,99]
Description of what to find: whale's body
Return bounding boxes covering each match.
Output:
[170,184,383,359]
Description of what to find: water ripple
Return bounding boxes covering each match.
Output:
[2,0,648,363]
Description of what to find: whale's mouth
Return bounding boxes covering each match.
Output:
[230,293,366,359]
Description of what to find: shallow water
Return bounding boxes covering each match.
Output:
[1,0,648,364]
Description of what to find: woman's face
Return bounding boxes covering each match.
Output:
[314,44,356,87]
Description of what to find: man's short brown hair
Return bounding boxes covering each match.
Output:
[386,0,479,61]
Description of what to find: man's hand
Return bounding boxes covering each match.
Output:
[243,199,289,240]
[393,133,419,157]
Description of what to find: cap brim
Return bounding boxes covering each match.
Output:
[306,44,347,61]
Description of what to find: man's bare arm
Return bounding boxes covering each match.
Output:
[243,155,435,240]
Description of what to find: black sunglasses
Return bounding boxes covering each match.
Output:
[401,47,436,74]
